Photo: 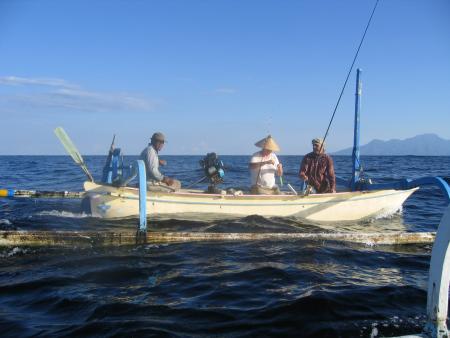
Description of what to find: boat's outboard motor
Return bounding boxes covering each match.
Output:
[102,148,124,184]
[199,152,225,193]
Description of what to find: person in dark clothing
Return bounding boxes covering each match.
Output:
[299,138,336,194]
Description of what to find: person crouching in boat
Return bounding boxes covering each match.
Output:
[299,138,336,194]
[249,135,283,195]
[140,132,181,192]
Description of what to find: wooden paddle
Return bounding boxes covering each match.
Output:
[54,127,94,182]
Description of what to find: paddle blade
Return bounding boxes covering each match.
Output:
[54,127,94,182]
[54,127,83,164]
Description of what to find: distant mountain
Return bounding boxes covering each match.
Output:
[333,134,450,156]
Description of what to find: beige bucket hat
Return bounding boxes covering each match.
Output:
[312,137,325,150]
[255,135,280,152]
[151,132,166,143]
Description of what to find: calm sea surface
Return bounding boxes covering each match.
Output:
[1,155,449,337]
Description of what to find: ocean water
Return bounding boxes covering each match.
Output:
[0,155,449,337]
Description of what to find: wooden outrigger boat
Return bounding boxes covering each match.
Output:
[1,11,447,228]
[0,70,436,224]
[84,182,417,222]
[78,69,449,222]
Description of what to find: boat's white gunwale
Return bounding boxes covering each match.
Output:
[86,184,418,207]
[85,182,417,200]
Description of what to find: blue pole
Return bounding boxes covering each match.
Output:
[351,68,362,190]
[136,160,147,236]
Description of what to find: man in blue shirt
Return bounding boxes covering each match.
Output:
[140,132,181,191]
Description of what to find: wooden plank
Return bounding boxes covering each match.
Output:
[0,189,84,198]
[0,230,436,247]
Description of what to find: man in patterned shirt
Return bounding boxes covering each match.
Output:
[299,138,335,194]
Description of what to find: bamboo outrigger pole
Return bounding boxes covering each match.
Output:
[0,189,84,198]
[0,230,436,247]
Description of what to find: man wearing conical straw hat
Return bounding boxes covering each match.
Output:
[299,138,335,194]
[249,135,283,195]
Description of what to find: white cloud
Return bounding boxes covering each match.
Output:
[0,75,156,113]
[0,76,77,89]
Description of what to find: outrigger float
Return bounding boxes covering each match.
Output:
[79,69,450,222]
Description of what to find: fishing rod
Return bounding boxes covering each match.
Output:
[319,0,380,152]
[301,0,380,195]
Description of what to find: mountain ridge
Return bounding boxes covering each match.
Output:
[333,134,450,156]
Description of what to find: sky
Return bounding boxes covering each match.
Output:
[0,0,449,155]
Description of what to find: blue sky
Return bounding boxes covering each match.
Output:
[0,0,449,155]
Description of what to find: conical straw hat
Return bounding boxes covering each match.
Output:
[254,135,280,152]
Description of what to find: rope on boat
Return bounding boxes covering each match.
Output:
[0,230,435,247]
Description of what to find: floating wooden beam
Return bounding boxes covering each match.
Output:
[0,189,84,198]
[0,230,436,247]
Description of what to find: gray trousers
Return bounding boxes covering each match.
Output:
[147,179,181,192]
[250,185,280,195]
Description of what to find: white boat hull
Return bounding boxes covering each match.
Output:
[84,182,418,222]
